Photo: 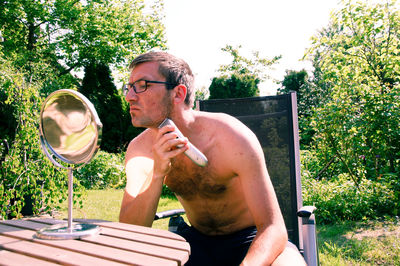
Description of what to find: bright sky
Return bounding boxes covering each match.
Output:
[163,0,342,95]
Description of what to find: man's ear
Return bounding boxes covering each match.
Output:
[172,84,187,104]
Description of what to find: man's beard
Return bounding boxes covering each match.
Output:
[131,91,174,128]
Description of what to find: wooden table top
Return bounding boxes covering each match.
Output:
[0,218,190,265]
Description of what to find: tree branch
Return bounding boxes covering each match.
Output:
[326,132,361,190]
[315,154,337,180]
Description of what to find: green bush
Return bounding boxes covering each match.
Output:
[302,173,398,224]
[209,73,259,99]
[0,60,75,219]
[75,151,126,189]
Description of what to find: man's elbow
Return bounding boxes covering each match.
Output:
[259,220,288,243]
[277,221,288,240]
[281,228,289,244]
[265,220,288,247]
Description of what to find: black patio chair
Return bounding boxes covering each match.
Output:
[155,92,318,266]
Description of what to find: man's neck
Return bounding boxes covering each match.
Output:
[169,109,197,136]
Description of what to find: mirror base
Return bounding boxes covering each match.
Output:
[36,223,100,240]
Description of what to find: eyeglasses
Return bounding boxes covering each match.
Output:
[123,79,176,96]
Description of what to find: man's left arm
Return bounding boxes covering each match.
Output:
[232,130,288,265]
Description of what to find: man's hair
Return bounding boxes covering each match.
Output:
[129,51,195,107]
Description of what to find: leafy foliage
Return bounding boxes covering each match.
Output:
[75,151,126,189]
[209,73,260,99]
[0,0,167,219]
[278,69,330,119]
[209,45,281,99]
[278,70,315,146]
[302,173,399,224]
[0,60,73,219]
[303,0,400,188]
[293,0,400,223]
[194,86,209,102]
[218,45,281,81]
[0,0,167,73]
[0,88,16,158]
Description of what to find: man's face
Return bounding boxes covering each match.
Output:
[126,61,173,128]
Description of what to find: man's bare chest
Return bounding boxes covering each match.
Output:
[164,156,230,199]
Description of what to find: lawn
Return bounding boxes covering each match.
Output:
[56,189,186,230]
[57,189,400,265]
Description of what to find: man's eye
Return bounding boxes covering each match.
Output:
[136,81,147,89]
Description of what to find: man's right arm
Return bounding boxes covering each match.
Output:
[119,126,188,226]
[119,154,165,226]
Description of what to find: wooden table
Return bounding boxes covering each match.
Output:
[0,218,190,265]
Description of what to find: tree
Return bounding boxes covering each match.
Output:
[194,86,208,101]
[0,0,167,218]
[278,69,310,115]
[80,62,142,152]
[218,45,281,80]
[278,67,334,147]
[209,73,260,99]
[209,45,281,99]
[80,63,122,152]
[304,0,400,187]
[278,70,314,146]
[0,0,166,76]
[0,0,166,149]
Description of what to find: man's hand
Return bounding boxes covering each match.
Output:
[152,125,188,178]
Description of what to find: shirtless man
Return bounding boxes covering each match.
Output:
[119,51,306,265]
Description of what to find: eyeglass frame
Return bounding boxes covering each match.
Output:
[123,79,176,96]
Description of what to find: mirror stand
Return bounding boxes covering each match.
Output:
[36,167,100,240]
[36,89,102,240]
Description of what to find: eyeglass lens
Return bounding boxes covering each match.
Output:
[124,80,147,95]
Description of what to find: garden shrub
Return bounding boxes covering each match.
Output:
[75,151,126,189]
[302,173,398,224]
[0,61,77,219]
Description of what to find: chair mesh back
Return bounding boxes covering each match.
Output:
[199,92,303,248]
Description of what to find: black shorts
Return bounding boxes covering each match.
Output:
[175,220,257,266]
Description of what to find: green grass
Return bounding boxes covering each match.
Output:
[56,189,186,229]
[318,220,400,265]
[56,189,400,265]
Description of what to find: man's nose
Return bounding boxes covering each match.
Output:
[125,88,138,101]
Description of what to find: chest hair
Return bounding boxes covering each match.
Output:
[165,156,227,200]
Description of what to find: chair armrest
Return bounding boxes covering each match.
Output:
[297,205,319,266]
[297,206,317,218]
[154,209,186,220]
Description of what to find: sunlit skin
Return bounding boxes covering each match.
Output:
[119,61,306,265]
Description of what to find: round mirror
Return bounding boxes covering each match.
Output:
[39,89,102,166]
[37,89,102,240]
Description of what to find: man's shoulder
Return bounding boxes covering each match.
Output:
[126,128,154,155]
[196,111,259,153]
[197,111,240,128]
[198,111,254,138]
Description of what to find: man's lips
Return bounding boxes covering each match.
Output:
[130,105,140,112]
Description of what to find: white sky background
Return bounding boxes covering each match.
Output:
[163,0,342,95]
